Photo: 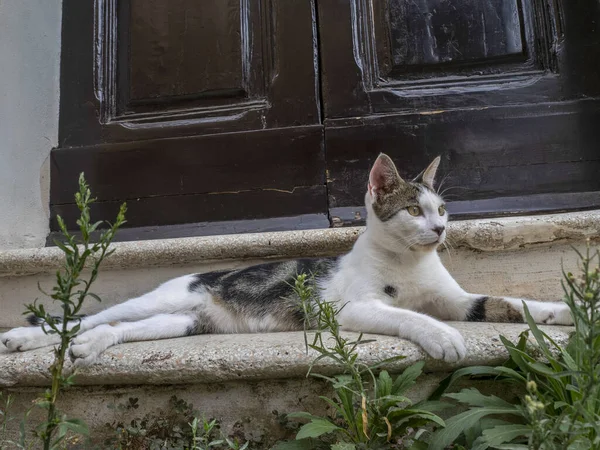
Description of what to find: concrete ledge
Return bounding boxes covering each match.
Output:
[0,323,573,388]
[0,210,599,277]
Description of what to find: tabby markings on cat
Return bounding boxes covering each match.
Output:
[1,154,573,365]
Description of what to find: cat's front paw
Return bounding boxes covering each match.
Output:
[69,325,118,367]
[416,323,466,363]
[1,326,60,352]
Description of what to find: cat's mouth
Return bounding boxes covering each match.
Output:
[412,239,442,251]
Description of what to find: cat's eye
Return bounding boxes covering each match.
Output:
[438,205,446,216]
[407,206,421,216]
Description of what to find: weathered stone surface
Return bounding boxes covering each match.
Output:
[0,323,572,388]
[0,323,570,446]
[0,210,598,277]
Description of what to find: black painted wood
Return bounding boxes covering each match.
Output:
[319,0,600,220]
[54,0,325,234]
[59,0,322,146]
[46,213,330,245]
[51,126,325,204]
[325,101,600,210]
[330,191,600,228]
[52,185,327,230]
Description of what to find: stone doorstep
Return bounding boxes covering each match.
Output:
[1,210,599,277]
[0,323,573,389]
[0,324,572,445]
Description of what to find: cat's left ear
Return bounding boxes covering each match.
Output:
[421,156,441,189]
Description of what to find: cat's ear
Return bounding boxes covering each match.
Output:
[368,153,403,200]
[421,156,441,189]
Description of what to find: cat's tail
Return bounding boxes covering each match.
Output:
[26,314,87,326]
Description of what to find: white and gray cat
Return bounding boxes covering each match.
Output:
[1,154,572,366]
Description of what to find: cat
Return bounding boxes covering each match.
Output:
[1,154,573,366]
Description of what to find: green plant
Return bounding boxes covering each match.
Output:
[427,242,600,450]
[275,274,446,450]
[105,395,248,450]
[25,173,126,450]
[0,392,16,446]
[0,391,35,449]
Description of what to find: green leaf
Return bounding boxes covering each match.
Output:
[376,370,393,398]
[331,443,356,450]
[363,355,406,372]
[428,406,523,450]
[271,439,316,450]
[332,375,354,390]
[443,388,516,409]
[296,418,341,440]
[413,400,454,413]
[288,412,325,422]
[88,220,103,233]
[86,292,102,303]
[522,302,556,359]
[389,410,446,430]
[493,445,529,449]
[53,239,74,255]
[59,418,89,435]
[429,365,525,400]
[318,396,346,420]
[407,440,429,450]
[392,361,425,395]
[524,361,556,376]
[377,394,411,407]
[471,424,530,450]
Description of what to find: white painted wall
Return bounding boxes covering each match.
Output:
[0,0,62,250]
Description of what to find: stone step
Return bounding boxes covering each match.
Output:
[0,323,572,447]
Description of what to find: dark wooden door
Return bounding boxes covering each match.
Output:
[318,0,600,226]
[53,0,600,241]
[52,0,327,239]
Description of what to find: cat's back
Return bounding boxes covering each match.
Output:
[188,257,339,305]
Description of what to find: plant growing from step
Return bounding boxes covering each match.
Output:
[24,173,126,450]
[105,395,248,450]
[274,273,446,450]
[0,391,35,449]
[426,241,600,450]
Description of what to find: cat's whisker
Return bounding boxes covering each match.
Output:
[441,241,454,267]
[436,173,453,195]
[439,186,469,198]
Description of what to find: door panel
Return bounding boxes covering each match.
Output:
[128,0,248,104]
[53,0,324,235]
[319,0,600,225]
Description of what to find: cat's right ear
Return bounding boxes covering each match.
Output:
[368,153,403,200]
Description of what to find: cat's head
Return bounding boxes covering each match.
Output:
[365,154,447,251]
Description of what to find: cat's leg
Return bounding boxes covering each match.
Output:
[336,298,467,363]
[425,287,573,326]
[417,262,573,325]
[69,313,196,367]
[463,294,573,325]
[1,275,203,352]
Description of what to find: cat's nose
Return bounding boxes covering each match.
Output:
[432,226,445,236]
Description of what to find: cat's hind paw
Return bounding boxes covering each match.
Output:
[69,325,118,367]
